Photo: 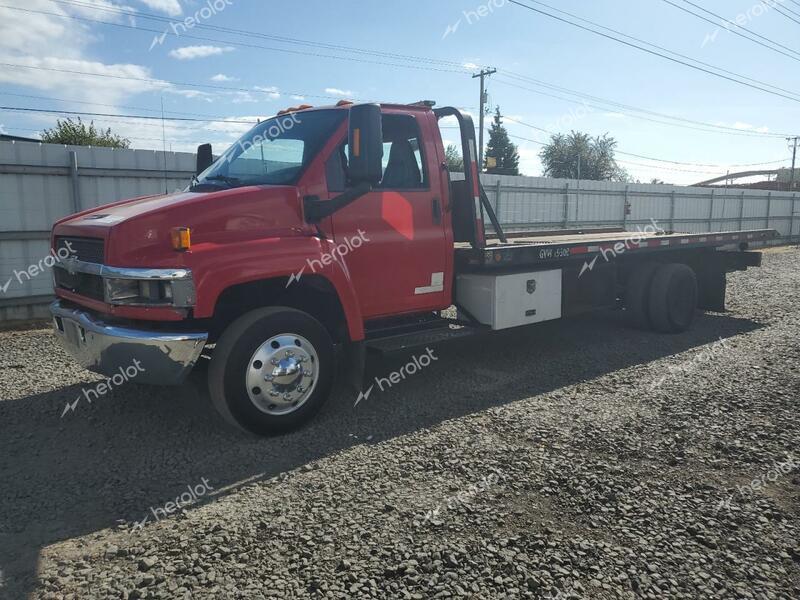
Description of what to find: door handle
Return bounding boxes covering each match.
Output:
[432,197,442,225]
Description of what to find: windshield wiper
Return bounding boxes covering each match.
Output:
[204,175,241,186]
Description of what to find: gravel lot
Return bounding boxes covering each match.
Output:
[1,247,798,599]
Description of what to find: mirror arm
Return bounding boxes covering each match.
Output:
[303,182,372,223]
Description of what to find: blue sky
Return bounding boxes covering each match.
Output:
[1,0,798,184]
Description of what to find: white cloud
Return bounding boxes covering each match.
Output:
[325,87,354,97]
[462,62,479,70]
[291,95,305,101]
[211,73,237,82]
[0,56,168,106]
[254,85,281,99]
[166,88,216,101]
[713,121,771,134]
[0,1,170,105]
[168,45,234,60]
[138,0,181,16]
[227,91,256,104]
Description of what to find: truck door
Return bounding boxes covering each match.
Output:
[325,111,451,319]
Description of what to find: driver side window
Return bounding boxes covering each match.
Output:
[326,114,427,193]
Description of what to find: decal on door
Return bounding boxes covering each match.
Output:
[415,272,444,295]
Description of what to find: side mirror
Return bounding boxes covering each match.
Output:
[347,104,383,186]
[196,143,213,175]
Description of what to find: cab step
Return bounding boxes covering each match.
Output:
[365,325,484,356]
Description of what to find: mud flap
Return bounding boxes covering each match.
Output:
[345,341,366,392]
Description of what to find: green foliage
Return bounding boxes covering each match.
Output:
[540,131,629,182]
[484,107,520,175]
[445,144,464,172]
[41,117,131,148]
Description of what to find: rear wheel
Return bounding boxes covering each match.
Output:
[648,263,698,333]
[209,307,335,436]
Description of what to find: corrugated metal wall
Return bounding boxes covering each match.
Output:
[0,141,195,321]
[1,141,797,322]
[479,174,799,239]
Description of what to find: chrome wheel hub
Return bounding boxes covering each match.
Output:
[246,334,319,415]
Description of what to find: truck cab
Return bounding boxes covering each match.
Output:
[50,100,773,435]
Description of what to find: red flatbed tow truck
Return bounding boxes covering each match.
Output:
[49,100,777,435]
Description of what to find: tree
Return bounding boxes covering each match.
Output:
[41,117,131,148]
[484,107,520,175]
[445,144,464,172]
[539,131,629,182]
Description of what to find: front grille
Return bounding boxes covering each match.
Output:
[54,267,105,301]
[56,236,105,264]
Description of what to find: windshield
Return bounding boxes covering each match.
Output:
[195,109,345,188]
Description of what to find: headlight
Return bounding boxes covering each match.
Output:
[104,278,174,305]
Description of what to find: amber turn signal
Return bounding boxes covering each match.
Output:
[170,227,191,251]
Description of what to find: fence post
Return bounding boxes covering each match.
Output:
[69,151,81,213]
[766,191,772,234]
[738,191,745,232]
[563,182,569,229]
[708,188,715,233]
[494,179,502,225]
[623,185,629,229]
[792,193,798,242]
[670,190,676,232]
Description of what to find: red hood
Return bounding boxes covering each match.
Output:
[53,185,313,267]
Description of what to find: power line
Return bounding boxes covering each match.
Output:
[501,115,789,168]
[0,5,469,75]
[772,3,800,25]
[506,0,800,103]
[46,0,470,70]
[0,105,259,125]
[11,1,795,141]
[0,91,262,121]
[661,0,800,62]
[513,0,800,100]
[0,62,344,101]
[505,132,727,176]
[493,75,790,139]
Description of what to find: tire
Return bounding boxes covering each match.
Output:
[624,262,660,330]
[209,307,335,436]
[648,263,698,334]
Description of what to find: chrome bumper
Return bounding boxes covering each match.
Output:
[50,301,207,385]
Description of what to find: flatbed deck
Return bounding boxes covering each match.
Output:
[455,228,779,270]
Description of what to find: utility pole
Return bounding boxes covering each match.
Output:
[472,67,496,172]
[789,136,799,192]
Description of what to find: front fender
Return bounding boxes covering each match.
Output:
[187,236,365,341]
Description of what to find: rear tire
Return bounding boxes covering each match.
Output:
[624,262,659,330]
[648,263,698,333]
[209,307,335,436]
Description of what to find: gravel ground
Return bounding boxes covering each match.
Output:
[1,247,798,600]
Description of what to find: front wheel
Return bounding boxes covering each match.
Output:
[209,307,335,436]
